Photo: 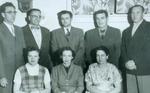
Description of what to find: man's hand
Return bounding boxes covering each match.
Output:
[125,60,136,70]
[0,77,8,87]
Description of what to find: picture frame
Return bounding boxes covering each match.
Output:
[17,0,33,13]
[116,0,150,14]
[67,0,115,15]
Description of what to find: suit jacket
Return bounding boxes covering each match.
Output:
[85,26,121,67]
[121,20,150,75]
[51,63,84,93]
[0,23,26,93]
[22,25,52,71]
[51,27,85,68]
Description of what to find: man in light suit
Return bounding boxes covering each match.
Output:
[22,8,53,72]
[121,5,150,93]
[0,2,26,93]
[51,10,85,68]
[85,10,121,68]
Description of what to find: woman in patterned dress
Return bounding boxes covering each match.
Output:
[85,46,122,93]
[13,47,51,93]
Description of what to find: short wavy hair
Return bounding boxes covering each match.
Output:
[93,10,108,27]
[0,2,15,13]
[23,47,40,63]
[59,47,75,59]
[57,10,73,26]
[95,46,109,56]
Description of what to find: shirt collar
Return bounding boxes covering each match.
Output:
[133,19,143,26]
[29,24,40,30]
[3,21,14,28]
[98,26,108,34]
[64,26,71,31]
[26,63,39,68]
[98,25,107,31]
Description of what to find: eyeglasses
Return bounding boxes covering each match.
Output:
[30,15,42,19]
[4,11,17,14]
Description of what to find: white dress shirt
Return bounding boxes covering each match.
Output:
[13,63,51,90]
[132,20,143,36]
[3,22,15,36]
[29,24,42,49]
[64,26,71,35]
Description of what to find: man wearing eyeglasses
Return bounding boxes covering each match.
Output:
[22,8,53,72]
[0,2,26,93]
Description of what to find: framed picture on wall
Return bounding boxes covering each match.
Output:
[18,0,33,13]
[67,0,115,15]
[116,0,150,14]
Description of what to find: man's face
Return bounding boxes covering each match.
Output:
[29,10,41,26]
[95,13,108,29]
[131,6,143,23]
[2,6,16,24]
[60,13,72,27]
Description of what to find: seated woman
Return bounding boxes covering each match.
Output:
[85,46,122,93]
[51,47,84,93]
[13,47,51,93]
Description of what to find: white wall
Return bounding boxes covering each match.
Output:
[1,0,150,32]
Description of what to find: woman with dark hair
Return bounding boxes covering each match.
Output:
[51,47,84,93]
[13,47,51,93]
[85,46,122,93]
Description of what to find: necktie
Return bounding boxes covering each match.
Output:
[65,29,70,41]
[11,26,15,36]
[101,34,104,39]
[99,30,105,39]
[66,29,70,36]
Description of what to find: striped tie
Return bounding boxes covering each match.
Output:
[11,26,15,36]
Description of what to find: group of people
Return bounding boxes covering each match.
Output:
[0,1,150,93]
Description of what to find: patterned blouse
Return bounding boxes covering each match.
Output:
[85,63,122,92]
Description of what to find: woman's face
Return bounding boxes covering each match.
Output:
[62,50,73,67]
[28,51,39,66]
[96,50,108,64]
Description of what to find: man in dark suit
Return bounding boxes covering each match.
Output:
[85,10,121,68]
[121,5,150,93]
[51,10,85,68]
[22,8,53,71]
[0,2,26,93]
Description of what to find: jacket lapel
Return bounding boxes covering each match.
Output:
[40,27,44,49]
[61,64,67,76]
[61,63,74,79]
[68,27,74,41]
[2,23,15,37]
[61,27,71,42]
[94,28,102,41]
[131,20,146,41]
[26,25,39,49]
[68,63,74,78]
[135,20,149,48]
[126,20,147,56]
